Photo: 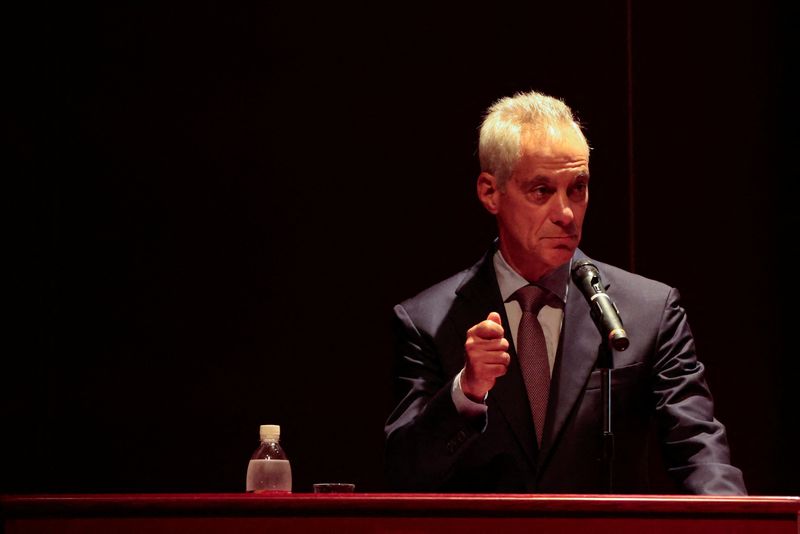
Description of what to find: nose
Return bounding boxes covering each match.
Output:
[549,191,575,226]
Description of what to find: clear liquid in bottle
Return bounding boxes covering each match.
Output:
[245,424,292,493]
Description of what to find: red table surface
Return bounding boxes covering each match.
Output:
[3,493,799,534]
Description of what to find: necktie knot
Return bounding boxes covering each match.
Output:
[512,285,549,314]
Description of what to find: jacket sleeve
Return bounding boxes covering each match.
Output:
[651,287,747,495]
[383,303,486,491]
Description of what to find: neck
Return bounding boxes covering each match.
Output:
[497,241,555,283]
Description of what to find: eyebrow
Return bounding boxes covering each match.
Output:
[525,171,590,183]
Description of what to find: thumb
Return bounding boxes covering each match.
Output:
[487,311,502,325]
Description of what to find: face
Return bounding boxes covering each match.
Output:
[478,123,590,281]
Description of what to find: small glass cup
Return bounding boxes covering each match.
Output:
[313,483,356,493]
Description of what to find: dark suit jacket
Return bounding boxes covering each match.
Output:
[384,246,746,494]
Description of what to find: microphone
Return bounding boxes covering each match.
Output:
[571,259,629,351]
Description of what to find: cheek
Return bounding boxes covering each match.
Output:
[509,209,536,227]
[573,204,588,226]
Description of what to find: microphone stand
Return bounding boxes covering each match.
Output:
[597,341,614,494]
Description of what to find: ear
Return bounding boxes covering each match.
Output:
[477,172,501,214]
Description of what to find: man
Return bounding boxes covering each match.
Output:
[384,90,746,494]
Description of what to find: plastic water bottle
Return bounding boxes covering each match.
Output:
[245,424,292,493]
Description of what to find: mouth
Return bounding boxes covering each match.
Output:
[544,235,578,249]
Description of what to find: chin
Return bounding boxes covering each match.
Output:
[545,248,575,267]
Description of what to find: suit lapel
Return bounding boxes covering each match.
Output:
[453,248,539,469]
[537,254,608,470]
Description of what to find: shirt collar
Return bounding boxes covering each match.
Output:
[493,248,571,306]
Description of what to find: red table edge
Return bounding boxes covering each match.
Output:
[2,493,799,517]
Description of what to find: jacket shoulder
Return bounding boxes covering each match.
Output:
[398,268,471,318]
[593,259,675,300]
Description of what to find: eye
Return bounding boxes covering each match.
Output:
[569,181,588,202]
[528,185,554,202]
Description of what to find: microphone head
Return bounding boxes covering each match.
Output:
[571,259,598,282]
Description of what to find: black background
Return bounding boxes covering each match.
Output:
[6,1,798,495]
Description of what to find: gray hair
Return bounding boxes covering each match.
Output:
[478,90,585,188]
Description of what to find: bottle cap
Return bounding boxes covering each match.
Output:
[259,424,281,441]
